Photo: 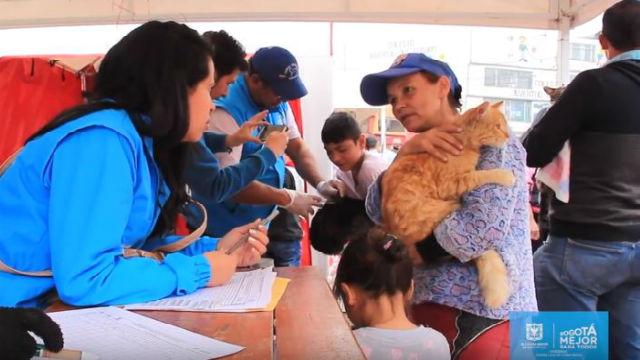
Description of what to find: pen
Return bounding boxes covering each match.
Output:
[225,209,280,255]
[34,344,100,360]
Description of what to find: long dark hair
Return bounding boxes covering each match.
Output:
[27,21,214,236]
[334,228,413,299]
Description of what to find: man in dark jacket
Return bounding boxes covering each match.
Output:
[523,1,640,358]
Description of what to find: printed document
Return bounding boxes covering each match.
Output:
[125,268,277,312]
[46,307,243,360]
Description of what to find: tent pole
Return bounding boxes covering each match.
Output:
[379,107,387,154]
[557,0,572,86]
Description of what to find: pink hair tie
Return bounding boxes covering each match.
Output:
[383,239,393,251]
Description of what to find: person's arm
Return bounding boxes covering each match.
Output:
[185,140,277,203]
[204,110,269,151]
[285,137,324,187]
[205,108,289,205]
[365,171,385,225]
[209,109,243,168]
[522,71,596,167]
[144,234,220,256]
[48,128,211,306]
[201,132,230,153]
[433,140,521,262]
[232,181,291,206]
[281,106,323,187]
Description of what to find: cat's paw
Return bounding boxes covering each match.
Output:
[493,169,515,187]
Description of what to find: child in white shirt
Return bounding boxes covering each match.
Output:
[321,112,388,200]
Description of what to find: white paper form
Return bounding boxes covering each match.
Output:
[46,307,243,360]
[125,268,277,312]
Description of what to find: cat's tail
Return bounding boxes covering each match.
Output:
[475,250,511,309]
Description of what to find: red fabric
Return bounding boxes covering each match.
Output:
[287,99,312,266]
[0,57,87,162]
[412,302,510,359]
[288,99,303,137]
[175,214,190,236]
[299,217,312,266]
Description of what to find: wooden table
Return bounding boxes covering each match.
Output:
[135,310,273,359]
[47,266,363,359]
[275,267,363,359]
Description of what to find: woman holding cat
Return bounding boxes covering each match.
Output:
[0,21,269,308]
[361,53,537,359]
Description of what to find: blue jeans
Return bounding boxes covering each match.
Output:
[265,241,301,267]
[534,235,640,359]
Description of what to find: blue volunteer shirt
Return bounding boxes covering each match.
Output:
[202,75,288,237]
[0,109,217,308]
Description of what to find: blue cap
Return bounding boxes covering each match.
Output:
[250,46,308,101]
[360,53,461,106]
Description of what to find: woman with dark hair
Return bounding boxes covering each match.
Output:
[0,21,268,308]
[361,53,536,358]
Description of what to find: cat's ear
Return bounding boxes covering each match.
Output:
[491,101,504,110]
[477,101,491,115]
[543,86,555,96]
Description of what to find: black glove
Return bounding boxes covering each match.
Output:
[0,307,63,360]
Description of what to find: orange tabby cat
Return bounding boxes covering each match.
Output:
[382,101,514,309]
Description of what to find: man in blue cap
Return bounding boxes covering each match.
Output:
[204,46,344,266]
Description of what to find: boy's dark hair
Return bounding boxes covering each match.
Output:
[333,228,413,299]
[26,21,213,237]
[321,112,362,144]
[202,30,248,80]
[310,198,373,254]
[602,0,640,52]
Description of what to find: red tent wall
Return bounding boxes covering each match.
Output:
[0,57,87,162]
[287,99,313,266]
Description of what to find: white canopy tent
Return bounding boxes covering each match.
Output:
[0,0,617,29]
[0,0,618,83]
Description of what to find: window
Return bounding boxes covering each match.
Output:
[484,68,533,89]
[570,43,596,62]
[484,98,532,123]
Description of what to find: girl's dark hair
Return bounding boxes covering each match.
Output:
[334,228,413,299]
[421,71,462,109]
[321,112,362,145]
[202,30,248,79]
[26,21,214,237]
[602,0,640,52]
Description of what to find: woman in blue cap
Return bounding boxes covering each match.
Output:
[0,21,269,308]
[361,53,536,359]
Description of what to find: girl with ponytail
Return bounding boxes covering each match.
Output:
[334,228,450,360]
